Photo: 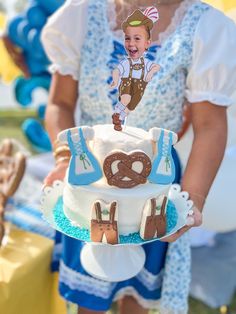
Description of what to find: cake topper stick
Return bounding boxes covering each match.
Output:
[111,6,161,131]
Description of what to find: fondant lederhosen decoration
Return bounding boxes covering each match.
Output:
[103,151,152,188]
[148,129,176,184]
[119,57,148,111]
[91,200,118,245]
[140,195,167,240]
[67,128,102,185]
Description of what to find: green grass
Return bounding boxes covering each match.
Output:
[1,108,236,314]
[0,108,39,153]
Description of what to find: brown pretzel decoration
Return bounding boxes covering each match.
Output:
[0,139,26,245]
[103,151,152,188]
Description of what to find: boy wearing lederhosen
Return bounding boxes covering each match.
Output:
[111,7,161,131]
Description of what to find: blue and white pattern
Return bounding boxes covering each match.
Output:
[78,0,209,133]
[42,0,212,312]
[61,1,210,313]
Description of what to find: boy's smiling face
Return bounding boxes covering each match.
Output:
[124,25,151,60]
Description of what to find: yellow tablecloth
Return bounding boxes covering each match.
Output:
[0,224,66,314]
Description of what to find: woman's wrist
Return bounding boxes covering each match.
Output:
[187,191,206,212]
[53,139,71,165]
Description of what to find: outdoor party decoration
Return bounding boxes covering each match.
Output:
[22,119,52,152]
[3,0,65,152]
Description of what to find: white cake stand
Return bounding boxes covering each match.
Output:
[41,182,193,282]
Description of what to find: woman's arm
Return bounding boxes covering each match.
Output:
[44,72,78,185]
[163,101,227,242]
[182,101,227,209]
[46,72,78,141]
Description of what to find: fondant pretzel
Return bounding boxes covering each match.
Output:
[103,151,152,188]
[0,139,26,245]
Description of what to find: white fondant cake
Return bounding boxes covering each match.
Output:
[58,124,178,241]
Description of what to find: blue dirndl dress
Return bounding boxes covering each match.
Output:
[45,1,211,310]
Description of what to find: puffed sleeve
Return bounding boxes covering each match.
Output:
[185,7,236,106]
[41,0,88,81]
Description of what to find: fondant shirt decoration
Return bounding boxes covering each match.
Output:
[67,128,102,185]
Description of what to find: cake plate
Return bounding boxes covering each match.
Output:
[41,181,193,282]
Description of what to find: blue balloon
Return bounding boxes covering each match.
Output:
[25,53,49,76]
[37,104,46,119]
[35,0,65,15]
[27,28,47,60]
[14,75,51,107]
[17,19,32,50]
[22,118,52,152]
[7,16,25,47]
[26,4,47,28]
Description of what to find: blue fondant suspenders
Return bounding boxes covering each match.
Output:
[67,128,102,185]
[148,130,175,185]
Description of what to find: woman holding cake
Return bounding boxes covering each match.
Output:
[42,0,236,313]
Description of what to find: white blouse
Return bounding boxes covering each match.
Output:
[42,0,236,109]
[41,1,236,312]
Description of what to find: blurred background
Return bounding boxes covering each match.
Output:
[0,1,236,314]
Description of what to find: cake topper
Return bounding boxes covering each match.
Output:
[111,6,161,131]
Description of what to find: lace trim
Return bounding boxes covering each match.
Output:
[107,0,200,44]
[136,268,164,291]
[59,261,116,299]
[158,0,199,43]
[59,259,164,295]
[113,287,187,313]
[114,286,161,309]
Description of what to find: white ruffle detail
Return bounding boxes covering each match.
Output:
[49,64,79,81]
[158,0,199,44]
[114,286,161,310]
[136,268,164,291]
[113,286,187,313]
[59,261,116,299]
[185,91,233,107]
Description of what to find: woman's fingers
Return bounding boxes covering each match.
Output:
[161,206,203,243]
[43,162,69,187]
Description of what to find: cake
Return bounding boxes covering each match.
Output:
[57,124,178,244]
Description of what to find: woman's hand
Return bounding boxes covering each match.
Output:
[43,160,69,187]
[161,205,202,243]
